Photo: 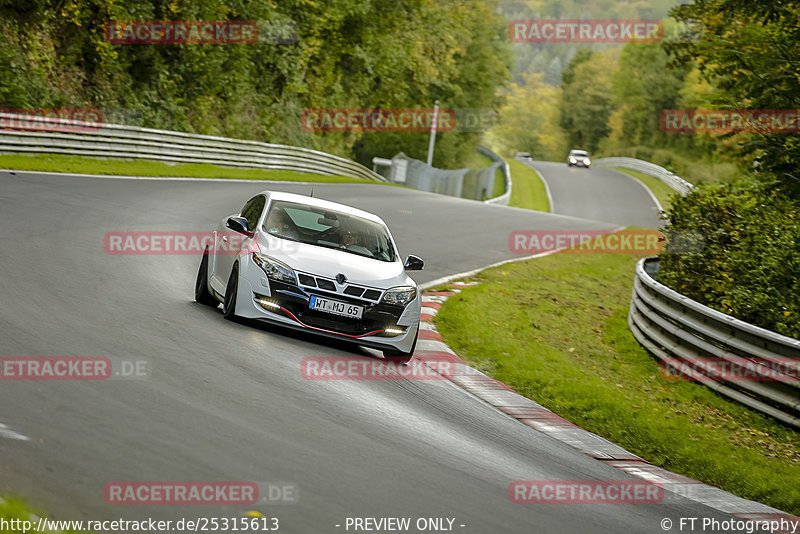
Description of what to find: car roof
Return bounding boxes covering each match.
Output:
[258,190,386,224]
[569,149,589,154]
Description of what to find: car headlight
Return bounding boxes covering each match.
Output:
[583,158,591,165]
[569,157,577,163]
[253,253,297,284]
[381,286,417,307]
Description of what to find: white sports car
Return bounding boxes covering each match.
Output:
[194,191,424,356]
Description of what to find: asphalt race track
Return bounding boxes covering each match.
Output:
[524,160,664,229]
[0,169,740,532]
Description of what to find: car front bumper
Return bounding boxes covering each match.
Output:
[232,257,420,353]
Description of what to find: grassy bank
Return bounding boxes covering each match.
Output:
[507,159,549,211]
[434,247,800,514]
[460,153,506,201]
[491,165,505,199]
[0,153,382,184]
[605,146,741,185]
[613,167,678,212]
[0,496,82,534]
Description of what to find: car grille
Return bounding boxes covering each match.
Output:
[363,289,381,300]
[296,271,383,302]
[266,279,404,336]
[344,286,364,297]
[298,274,316,286]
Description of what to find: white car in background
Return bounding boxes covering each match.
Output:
[194,191,424,356]
[567,149,591,168]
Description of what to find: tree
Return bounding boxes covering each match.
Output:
[559,50,615,152]
[610,32,690,150]
[492,72,565,159]
[667,0,800,197]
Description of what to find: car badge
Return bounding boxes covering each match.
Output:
[336,273,347,285]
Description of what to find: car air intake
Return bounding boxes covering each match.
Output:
[298,274,316,287]
[316,279,336,291]
[344,286,365,297]
[362,289,381,300]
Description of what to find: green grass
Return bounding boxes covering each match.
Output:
[614,167,678,213]
[458,153,507,201]
[0,496,83,533]
[0,153,384,184]
[604,146,742,185]
[507,158,549,211]
[491,165,505,198]
[435,245,800,515]
[464,151,494,169]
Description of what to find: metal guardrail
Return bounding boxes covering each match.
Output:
[596,157,693,196]
[478,146,511,206]
[384,146,511,203]
[0,112,387,182]
[629,257,800,428]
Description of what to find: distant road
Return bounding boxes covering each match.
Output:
[524,160,663,228]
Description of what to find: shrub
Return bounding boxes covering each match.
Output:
[658,180,800,339]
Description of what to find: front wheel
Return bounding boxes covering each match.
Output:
[195,248,218,307]
[222,263,240,321]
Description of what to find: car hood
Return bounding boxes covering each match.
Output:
[257,234,412,289]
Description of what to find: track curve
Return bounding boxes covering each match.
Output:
[0,170,736,532]
[524,160,662,228]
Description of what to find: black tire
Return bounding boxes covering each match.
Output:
[194,248,219,307]
[222,263,240,321]
[382,328,418,358]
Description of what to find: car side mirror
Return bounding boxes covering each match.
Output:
[404,255,424,271]
[226,216,254,237]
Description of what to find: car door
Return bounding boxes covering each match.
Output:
[209,194,266,295]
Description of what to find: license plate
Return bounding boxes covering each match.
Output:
[309,296,363,319]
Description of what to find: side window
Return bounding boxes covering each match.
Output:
[240,195,266,231]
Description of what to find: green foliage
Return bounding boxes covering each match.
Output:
[0,0,512,167]
[608,29,690,150]
[492,72,566,159]
[658,181,800,338]
[667,0,800,198]
[559,50,615,152]
[604,145,742,184]
[498,0,681,85]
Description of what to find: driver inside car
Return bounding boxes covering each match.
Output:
[339,229,357,249]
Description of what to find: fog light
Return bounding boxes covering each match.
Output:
[255,295,281,311]
[385,327,405,336]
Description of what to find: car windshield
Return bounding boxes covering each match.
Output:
[570,151,589,157]
[264,200,396,262]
